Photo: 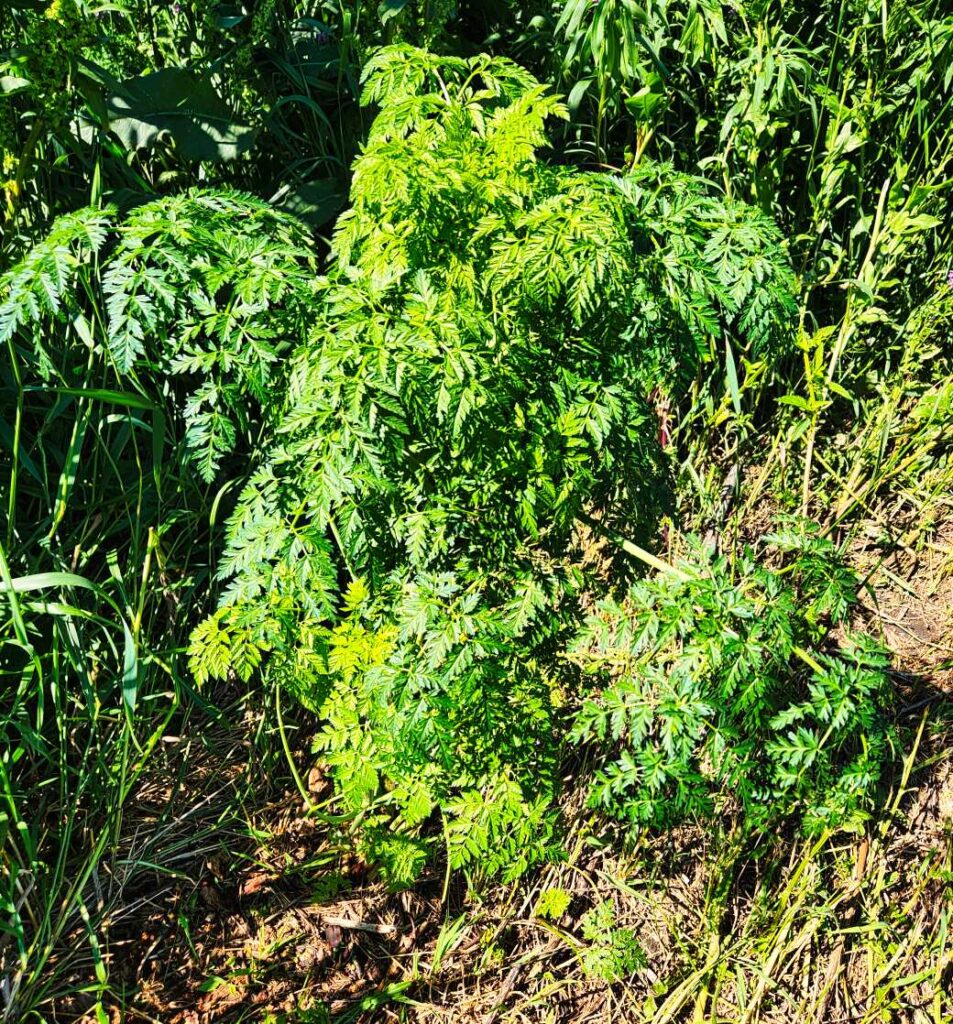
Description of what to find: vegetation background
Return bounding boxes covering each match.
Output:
[1,1,952,1022]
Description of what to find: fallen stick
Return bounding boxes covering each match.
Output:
[320,915,397,935]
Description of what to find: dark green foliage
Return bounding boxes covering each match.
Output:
[0,206,230,1022]
[100,68,258,162]
[0,190,315,479]
[0,0,465,256]
[571,526,894,835]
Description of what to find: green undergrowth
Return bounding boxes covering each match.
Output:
[1,1,952,1020]
[176,47,893,885]
[572,527,895,836]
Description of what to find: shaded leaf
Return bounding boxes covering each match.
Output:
[105,69,257,162]
[275,178,347,228]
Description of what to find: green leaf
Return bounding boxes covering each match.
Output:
[275,179,347,228]
[624,72,666,121]
[0,75,31,95]
[567,77,594,111]
[28,386,155,410]
[379,0,411,24]
[104,70,257,162]
[0,571,139,710]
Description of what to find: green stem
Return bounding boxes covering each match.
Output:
[275,682,315,813]
[577,513,692,581]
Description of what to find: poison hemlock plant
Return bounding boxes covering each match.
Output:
[187,44,797,885]
[535,886,572,921]
[0,190,316,480]
[578,900,647,983]
[571,525,895,836]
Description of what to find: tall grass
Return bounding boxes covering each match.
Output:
[0,331,218,1017]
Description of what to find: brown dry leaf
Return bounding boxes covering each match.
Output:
[308,764,331,795]
[239,871,275,898]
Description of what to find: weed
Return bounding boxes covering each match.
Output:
[572,527,895,835]
[187,44,793,885]
[535,887,573,921]
[579,899,647,983]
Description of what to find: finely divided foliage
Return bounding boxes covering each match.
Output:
[184,47,879,884]
[572,528,893,836]
[2,3,952,1019]
[0,191,315,480]
[0,38,888,889]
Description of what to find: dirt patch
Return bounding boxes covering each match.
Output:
[855,521,953,691]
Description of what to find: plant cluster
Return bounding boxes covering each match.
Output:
[572,527,894,835]
[0,190,315,479]
[186,47,822,884]
[2,0,952,1017]
[578,900,648,983]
